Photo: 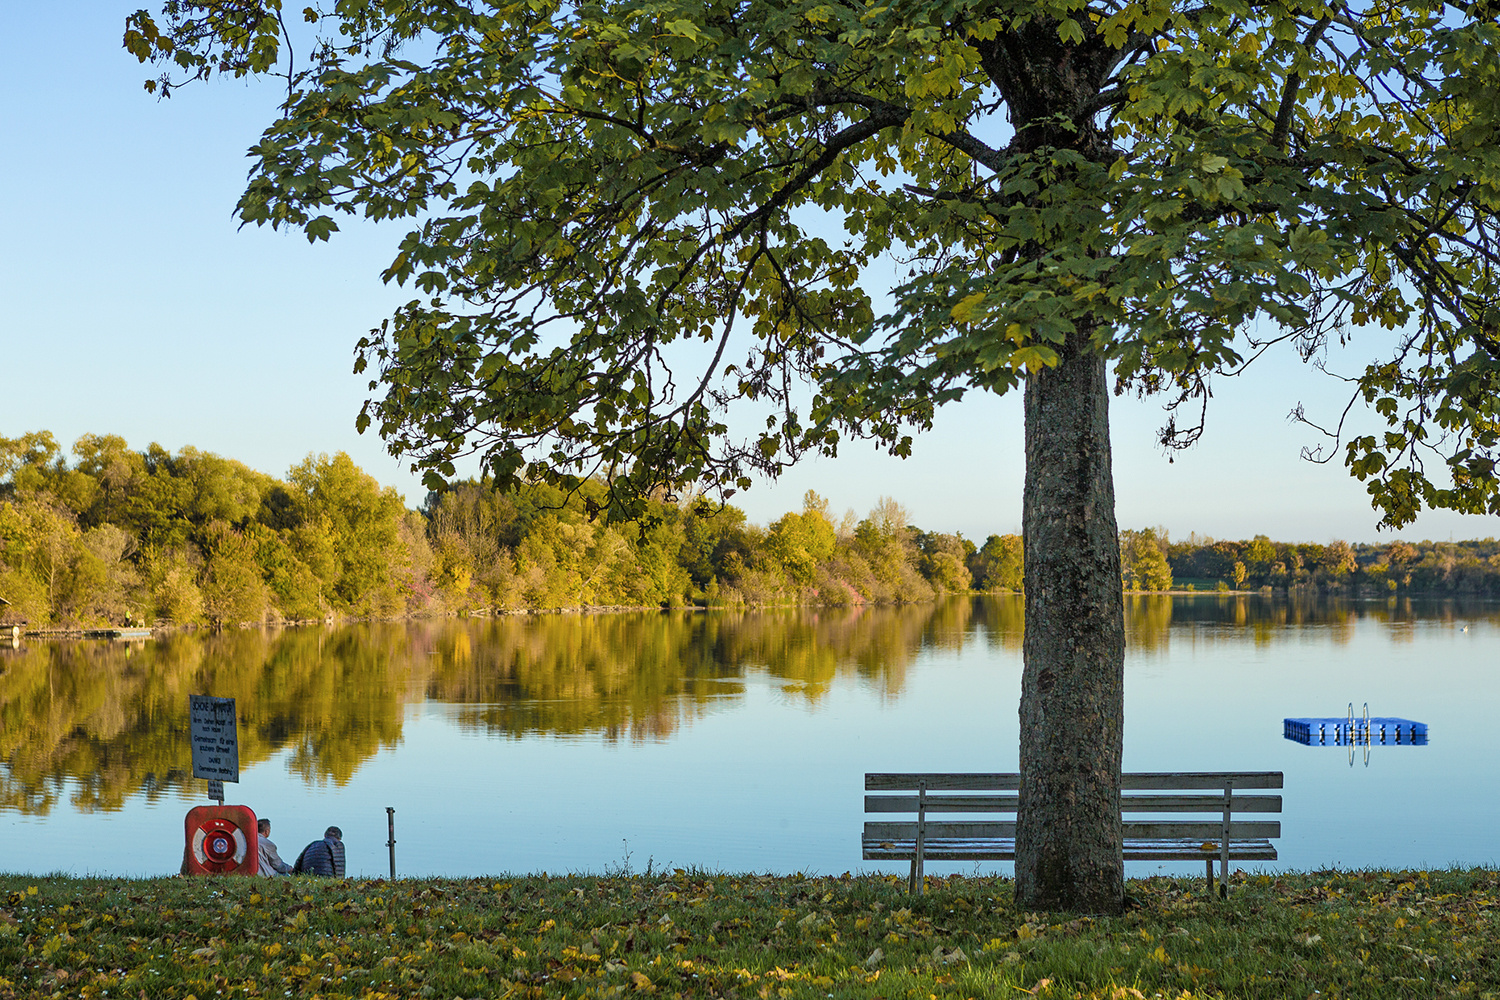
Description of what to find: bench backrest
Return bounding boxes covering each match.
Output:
[865,771,1282,843]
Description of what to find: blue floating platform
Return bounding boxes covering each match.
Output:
[1284,717,1428,746]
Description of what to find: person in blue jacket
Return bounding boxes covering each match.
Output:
[293,826,345,876]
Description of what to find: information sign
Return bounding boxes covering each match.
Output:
[189,695,240,782]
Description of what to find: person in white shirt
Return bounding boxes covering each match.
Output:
[257,818,292,876]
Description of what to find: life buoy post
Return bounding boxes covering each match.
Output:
[184,804,259,875]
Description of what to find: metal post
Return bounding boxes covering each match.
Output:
[1219,778,1233,900]
[386,807,397,879]
[906,779,918,893]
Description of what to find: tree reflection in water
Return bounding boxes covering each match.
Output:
[0,604,961,813]
[2,595,1495,815]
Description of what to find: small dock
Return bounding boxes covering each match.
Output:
[1284,717,1428,745]
[83,628,155,640]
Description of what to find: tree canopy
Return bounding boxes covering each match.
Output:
[125,0,1500,522]
[126,0,1500,911]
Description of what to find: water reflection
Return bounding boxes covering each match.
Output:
[0,603,980,814]
[1124,591,1499,650]
[0,626,416,815]
[2,594,1496,817]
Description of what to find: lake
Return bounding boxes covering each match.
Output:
[2,594,1496,879]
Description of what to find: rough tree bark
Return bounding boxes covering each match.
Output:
[981,22,1129,914]
[1016,330,1127,914]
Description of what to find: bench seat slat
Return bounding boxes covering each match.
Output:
[863,837,1278,862]
[866,820,1279,840]
[866,793,1281,814]
[865,771,1283,792]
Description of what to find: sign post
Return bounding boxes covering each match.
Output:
[189,695,239,803]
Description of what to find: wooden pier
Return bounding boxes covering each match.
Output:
[82,627,155,640]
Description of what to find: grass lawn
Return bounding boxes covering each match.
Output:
[2,868,1496,999]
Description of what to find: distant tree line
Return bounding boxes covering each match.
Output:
[1161,531,1500,596]
[1118,527,1500,596]
[0,432,984,628]
[3,432,1496,628]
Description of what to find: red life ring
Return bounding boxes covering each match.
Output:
[184,805,259,875]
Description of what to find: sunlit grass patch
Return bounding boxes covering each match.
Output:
[1,868,1497,998]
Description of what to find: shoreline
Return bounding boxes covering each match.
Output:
[7,585,1496,639]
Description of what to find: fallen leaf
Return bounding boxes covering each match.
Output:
[864,947,883,969]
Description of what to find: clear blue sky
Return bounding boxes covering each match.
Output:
[3,3,1496,545]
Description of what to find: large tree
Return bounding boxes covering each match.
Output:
[126,0,1500,911]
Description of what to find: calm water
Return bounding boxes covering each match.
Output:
[2,595,1496,879]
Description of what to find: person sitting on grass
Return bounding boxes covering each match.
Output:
[257,818,292,876]
[292,826,345,876]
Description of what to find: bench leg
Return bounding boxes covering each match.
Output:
[908,857,924,896]
[1204,859,1231,898]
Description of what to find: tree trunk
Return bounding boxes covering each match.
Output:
[1015,330,1126,914]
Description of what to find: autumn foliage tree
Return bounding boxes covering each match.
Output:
[126,0,1500,911]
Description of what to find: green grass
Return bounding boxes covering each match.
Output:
[2,868,1497,999]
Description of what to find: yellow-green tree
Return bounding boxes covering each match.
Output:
[1121,528,1173,592]
[287,452,407,614]
[201,520,272,626]
[973,534,1024,592]
[768,502,837,587]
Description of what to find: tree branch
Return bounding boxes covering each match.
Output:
[1271,15,1332,151]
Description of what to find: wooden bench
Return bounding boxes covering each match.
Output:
[864,771,1282,896]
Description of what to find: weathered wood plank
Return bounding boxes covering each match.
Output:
[863,837,1279,862]
[865,771,1282,792]
[866,820,1279,841]
[866,821,1016,840]
[864,794,1020,813]
[1121,794,1282,813]
[1121,844,1278,861]
[865,774,1022,791]
[1120,772,1283,790]
[866,793,1282,814]
[1122,820,1280,839]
